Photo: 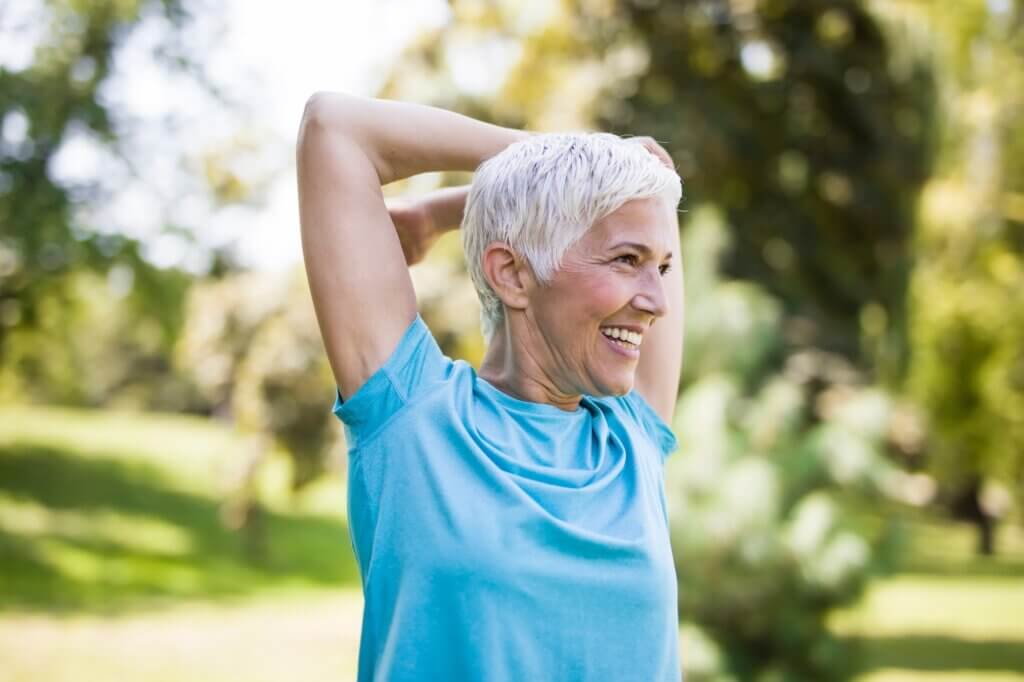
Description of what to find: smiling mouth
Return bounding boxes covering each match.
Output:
[601,332,640,356]
[600,326,642,350]
[606,336,638,350]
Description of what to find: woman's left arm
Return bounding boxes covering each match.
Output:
[387,185,470,266]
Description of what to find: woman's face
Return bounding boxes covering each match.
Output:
[524,195,677,398]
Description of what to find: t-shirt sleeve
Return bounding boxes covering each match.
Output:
[615,389,679,460]
[332,313,450,449]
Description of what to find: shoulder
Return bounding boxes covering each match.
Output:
[332,314,458,446]
[593,390,678,459]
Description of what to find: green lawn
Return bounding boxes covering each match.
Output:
[1,404,1021,681]
[829,507,1024,681]
[0,404,359,613]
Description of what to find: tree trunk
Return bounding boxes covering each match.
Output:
[975,513,995,556]
[949,475,996,556]
[220,435,269,564]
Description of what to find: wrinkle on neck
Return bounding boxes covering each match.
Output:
[478,315,582,412]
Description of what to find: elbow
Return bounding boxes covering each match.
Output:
[296,92,387,183]
[299,91,365,138]
[300,91,333,126]
[298,92,336,142]
[297,92,378,166]
[296,92,348,160]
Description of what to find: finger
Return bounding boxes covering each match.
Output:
[646,146,675,171]
[629,136,675,170]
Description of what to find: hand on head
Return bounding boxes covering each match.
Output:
[388,200,439,266]
[628,136,675,172]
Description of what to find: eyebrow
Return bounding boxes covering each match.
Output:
[608,241,673,260]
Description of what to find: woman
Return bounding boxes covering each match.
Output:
[296,92,684,681]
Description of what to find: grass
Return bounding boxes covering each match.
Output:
[0,590,366,682]
[0,404,360,613]
[829,510,1024,681]
[1,404,1022,681]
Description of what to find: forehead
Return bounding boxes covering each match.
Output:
[584,196,676,256]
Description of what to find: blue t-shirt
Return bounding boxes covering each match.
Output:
[333,313,681,682]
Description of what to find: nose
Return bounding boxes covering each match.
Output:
[631,267,668,321]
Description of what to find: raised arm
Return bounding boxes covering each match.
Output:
[629,138,685,424]
[296,93,525,400]
[387,185,472,266]
[633,217,684,423]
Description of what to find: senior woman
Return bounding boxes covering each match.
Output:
[296,92,684,682]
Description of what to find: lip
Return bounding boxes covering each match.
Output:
[601,331,640,358]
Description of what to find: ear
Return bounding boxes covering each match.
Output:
[482,242,534,312]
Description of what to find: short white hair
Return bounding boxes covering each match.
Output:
[462,132,682,342]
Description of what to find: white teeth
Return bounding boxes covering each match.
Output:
[600,327,642,347]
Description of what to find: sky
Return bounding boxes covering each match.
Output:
[2,0,451,272]
[207,0,451,270]
[176,0,450,271]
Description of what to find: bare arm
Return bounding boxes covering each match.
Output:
[629,138,685,423]
[387,185,471,265]
[633,216,684,423]
[296,93,525,400]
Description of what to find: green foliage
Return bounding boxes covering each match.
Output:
[0,267,201,410]
[667,209,913,681]
[178,271,340,491]
[898,0,1024,529]
[232,282,340,490]
[0,0,212,356]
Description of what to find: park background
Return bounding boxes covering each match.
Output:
[1,0,1023,680]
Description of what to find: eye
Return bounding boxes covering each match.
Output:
[659,263,672,276]
[614,254,640,266]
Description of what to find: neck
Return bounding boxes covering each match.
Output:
[478,315,582,412]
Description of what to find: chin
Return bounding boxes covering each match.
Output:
[596,375,634,398]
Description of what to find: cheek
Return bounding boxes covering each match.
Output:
[584,273,630,313]
[564,284,629,356]
[559,274,615,318]
[540,266,627,333]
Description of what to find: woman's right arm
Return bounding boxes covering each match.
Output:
[295,93,525,400]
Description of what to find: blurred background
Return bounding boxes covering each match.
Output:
[1,0,1022,680]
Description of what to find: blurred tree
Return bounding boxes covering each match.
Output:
[0,265,203,410]
[668,207,914,681]
[890,0,1024,554]
[0,0,222,359]
[178,270,341,559]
